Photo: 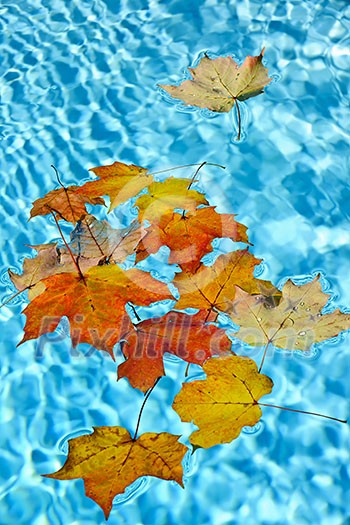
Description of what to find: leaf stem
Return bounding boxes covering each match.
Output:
[258,339,271,373]
[128,303,141,322]
[50,211,86,284]
[187,161,207,190]
[133,378,161,440]
[235,100,241,141]
[151,162,226,177]
[51,164,64,188]
[258,403,347,424]
[0,286,31,310]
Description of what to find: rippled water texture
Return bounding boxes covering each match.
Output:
[0,1,349,524]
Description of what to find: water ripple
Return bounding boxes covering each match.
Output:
[0,1,349,524]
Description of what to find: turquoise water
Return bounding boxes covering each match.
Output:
[0,1,349,524]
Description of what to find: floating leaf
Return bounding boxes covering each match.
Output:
[159,49,271,138]
[135,178,208,223]
[20,265,173,356]
[160,49,271,110]
[9,244,65,301]
[30,186,105,224]
[76,161,154,212]
[118,310,232,392]
[136,206,249,272]
[9,217,143,301]
[174,249,280,312]
[8,244,96,301]
[173,355,273,448]
[229,275,350,351]
[44,426,187,519]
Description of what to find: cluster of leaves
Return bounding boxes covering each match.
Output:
[8,159,350,518]
[5,50,350,520]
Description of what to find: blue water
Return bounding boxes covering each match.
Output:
[1,1,349,524]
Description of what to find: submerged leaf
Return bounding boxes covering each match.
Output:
[229,275,350,351]
[9,244,65,301]
[118,310,232,392]
[69,214,144,264]
[44,426,187,519]
[173,355,273,448]
[9,217,143,301]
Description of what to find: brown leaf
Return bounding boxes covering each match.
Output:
[229,275,350,351]
[69,215,144,263]
[159,49,271,113]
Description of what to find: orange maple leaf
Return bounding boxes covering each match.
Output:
[19,265,173,357]
[135,206,250,272]
[30,186,105,224]
[118,310,232,392]
[44,426,187,519]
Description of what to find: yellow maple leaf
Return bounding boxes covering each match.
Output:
[159,49,271,113]
[174,249,280,312]
[44,426,187,519]
[173,355,273,448]
[135,177,208,223]
[76,161,154,212]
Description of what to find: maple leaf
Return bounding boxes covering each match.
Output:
[69,214,143,264]
[19,265,173,356]
[30,186,105,224]
[135,206,250,273]
[118,310,232,392]
[9,244,65,301]
[174,249,280,312]
[228,275,350,351]
[75,161,154,212]
[173,355,273,449]
[159,49,271,139]
[7,243,95,301]
[160,49,271,111]
[44,426,187,519]
[8,217,143,301]
[135,178,208,223]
